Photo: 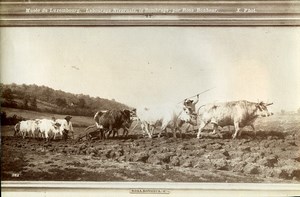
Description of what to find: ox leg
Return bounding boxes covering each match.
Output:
[177,120,185,138]
[96,128,102,140]
[185,124,191,133]
[212,124,222,138]
[106,125,113,138]
[232,122,240,139]
[140,122,152,138]
[102,129,108,140]
[44,132,49,142]
[149,125,154,136]
[212,124,218,135]
[140,123,146,137]
[228,126,231,133]
[107,130,113,138]
[157,127,163,138]
[171,126,177,138]
[173,128,177,138]
[160,120,171,138]
[197,121,207,139]
[159,128,168,138]
[178,128,184,138]
[145,124,153,138]
[114,129,120,138]
[250,124,256,137]
[112,129,117,138]
[159,123,169,138]
[140,123,147,138]
[170,124,177,138]
[122,128,126,137]
[123,128,129,137]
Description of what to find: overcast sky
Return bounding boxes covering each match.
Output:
[1,27,300,112]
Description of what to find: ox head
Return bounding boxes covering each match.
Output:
[54,122,64,135]
[255,102,273,117]
[14,122,21,136]
[122,109,131,119]
[53,120,65,135]
[124,109,137,120]
[130,108,137,118]
[123,109,135,121]
[122,109,134,128]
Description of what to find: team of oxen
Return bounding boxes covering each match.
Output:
[14,116,73,141]
[135,100,273,139]
[13,99,274,141]
[81,99,273,140]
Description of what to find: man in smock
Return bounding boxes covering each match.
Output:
[62,115,74,140]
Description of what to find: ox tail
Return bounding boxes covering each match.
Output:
[196,104,206,115]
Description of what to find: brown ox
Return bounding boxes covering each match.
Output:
[92,109,133,139]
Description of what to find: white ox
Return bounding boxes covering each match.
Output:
[37,119,61,141]
[14,120,39,139]
[136,104,193,138]
[55,118,74,140]
[196,100,273,139]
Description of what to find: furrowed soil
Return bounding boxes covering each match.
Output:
[1,114,300,183]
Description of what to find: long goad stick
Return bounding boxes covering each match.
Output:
[178,87,215,104]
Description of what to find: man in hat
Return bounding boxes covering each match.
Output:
[184,94,199,115]
[62,115,74,141]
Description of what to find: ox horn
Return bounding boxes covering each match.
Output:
[266,102,273,106]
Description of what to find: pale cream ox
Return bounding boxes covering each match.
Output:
[136,103,194,138]
[196,100,273,139]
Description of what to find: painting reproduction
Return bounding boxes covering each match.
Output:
[1,26,300,183]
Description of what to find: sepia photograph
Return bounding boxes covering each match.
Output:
[1,0,300,196]
[1,26,300,183]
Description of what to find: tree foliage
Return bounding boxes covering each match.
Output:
[78,98,86,108]
[1,83,130,116]
[30,97,37,109]
[56,98,67,107]
[2,88,14,101]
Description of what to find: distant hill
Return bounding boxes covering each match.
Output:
[0,83,130,117]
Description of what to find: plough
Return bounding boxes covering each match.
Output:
[76,124,105,141]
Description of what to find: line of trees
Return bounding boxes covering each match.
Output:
[1,83,130,116]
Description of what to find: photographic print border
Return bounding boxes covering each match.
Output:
[1,0,300,26]
[1,0,300,196]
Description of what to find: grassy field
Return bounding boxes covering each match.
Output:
[1,107,94,127]
[1,107,142,138]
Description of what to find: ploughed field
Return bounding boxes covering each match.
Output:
[1,114,300,183]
